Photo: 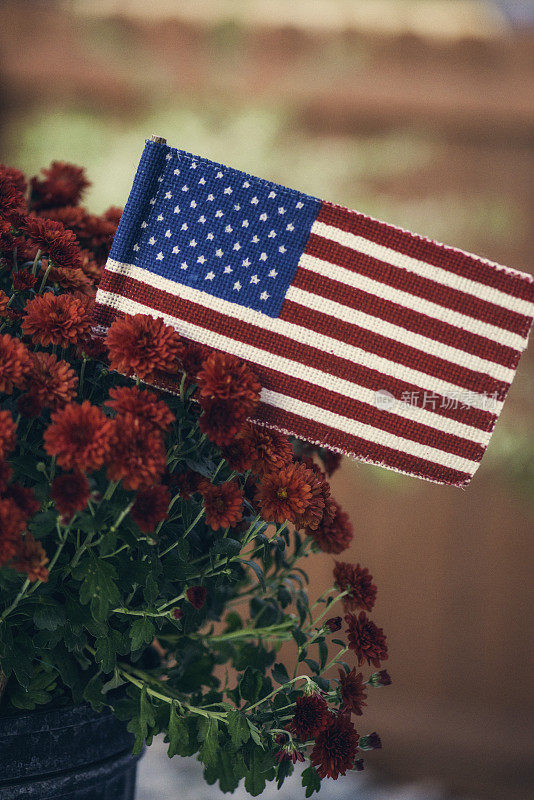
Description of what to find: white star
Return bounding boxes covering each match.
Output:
[251,235,259,243]
[268,191,276,199]
[224,265,233,274]
[242,258,251,267]
[243,180,250,188]
[157,213,164,221]
[148,236,156,245]
[260,291,270,301]
[181,185,189,192]
[268,230,276,238]
[156,252,164,260]
[278,207,286,215]
[259,213,268,222]
[149,197,156,205]
[207,194,214,201]
[173,168,180,176]
[279,245,287,253]
[165,191,172,199]
[250,274,260,284]
[172,246,180,254]
[215,248,223,257]
[181,261,188,270]
[189,202,196,210]
[207,232,214,241]
[233,242,241,251]
[216,171,223,178]
[268,269,278,277]
[199,177,206,185]
[165,229,171,237]
[223,187,232,194]
[198,215,206,224]
[251,196,259,205]
[205,271,215,280]
[158,176,163,182]
[141,221,148,228]
[286,223,294,231]
[133,243,139,251]
[173,206,180,214]
[225,225,233,233]
[189,239,197,247]
[181,223,188,231]
[234,204,241,211]
[233,281,242,291]
[190,162,197,169]
[215,210,224,218]
[197,255,206,264]
[259,252,267,261]
[165,153,172,161]
[296,201,303,209]
[242,219,249,227]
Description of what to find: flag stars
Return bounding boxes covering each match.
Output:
[181,223,188,231]
[215,248,223,258]
[164,191,172,199]
[190,200,197,208]
[215,210,224,218]
[172,246,180,254]
[234,204,241,211]
[133,243,139,251]
[259,213,268,222]
[165,153,172,161]
[296,201,303,209]
[242,258,251,267]
[251,196,259,205]
[198,215,206,224]
[224,265,233,273]
[260,291,270,301]
[157,214,164,221]
[174,206,180,214]
[225,225,233,233]
[286,223,294,231]
[205,271,215,280]
[268,230,276,238]
[259,252,267,261]
[141,221,148,228]
[233,281,242,291]
[197,255,206,264]
[198,176,206,185]
[268,269,278,278]
[189,239,197,247]
[190,162,197,169]
[207,194,214,201]
[250,274,260,284]
[207,232,214,241]
[233,242,241,251]
[149,197,156,205]
[181,185,189,192]
[216,171,223,178]
[165,229,172,237]
[181,262,188,270]
[268,191,276,199]
[279,245,287,253]
[173,168,180,176]
[278,207,286,215]
[243,180,250,188]
[251,235,259,243]
[148,236,156,245]
[242,220,249,227]
[223,187,232,194]
[156,252,164,260]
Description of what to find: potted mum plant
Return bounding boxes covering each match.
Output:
[0,162,390,799]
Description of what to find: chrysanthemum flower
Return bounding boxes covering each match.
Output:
[367,670,392,687]
[105,416,166,490]
[198,399,247,447]
[51,472,90,519]
[0,167,26,219]
[186,585,207,610]
[293,465,333,532]
[26,352,78,411]
[105,314,184,380]
[244,423,293,476]
[221,435,255,473]
[345,611,388,668]
[0,289,9,317]
[181,341,209,381]
[44,401,112,472]
[197,351,261,417]
[320,449,342,477]
[22,217,83,271]
[4,483,40,521]
[290,694,329,740]
[173,470,201,501]
[13,533,49,583]
[131,485,170,533]
[30,161,90,210]
[310,714,360,779]
[0,410,17,458]
[107,386,175,433]
[0,459,13,491]
[308,500,353,554]
[0,498,26,564]
[257,462,313,524]
[38,258,92,293]
[1,165,27,197]
[22,292,92,347]
[0,333,31,393]
[12,269,38,291]
[200,480,244,530]
[358,732,382,751]
[333,561,377,613]
[338,668,367,716]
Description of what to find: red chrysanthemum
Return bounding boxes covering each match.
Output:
[0,410,17,458]
[200,479,244,530]
[30,161,90,210]
[221,435,255,473]
[290,694,329,740]
[198,399,246,447]
[13,533,49,583]
[26,352,78,412]
[333,561,377,613]
[0,166,26,219]
[172,470,201,500]
[105,416,166,490]
[309,500,353,554]
[197,351,261,418]
[293,467,332,532]
[51,472,90,519]
[0,498,26,564]
[0,459,13,491]
[131,485,170,533]
[244,423,293,476]
[22,216,83,270]
[17,392,43,418]
[1,165,27,198]
[338,668,367,716]
[22,292,92,347]
[107,386,175,433]
[3,483,40,521]
[257,462,313,524]
[187,585,207,610]
[0,289,9,317]
[320,449,342,477]
[0,333,31,393]
[345,611,388,668]
[44,401,112,472]
[38,257,92,293]
[310,714,360,779]
[105,314,184,380]
[181,341,210,381]
[12,269,38,291]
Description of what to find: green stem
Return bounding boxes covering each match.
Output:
[31,249,42,277]
[78,356,88,396]
[159,507,205,556]
[119,668,227,721]
[0,578,30,622]
[38,261,53,293]
[245,675,313,712]
[199,619,294,644]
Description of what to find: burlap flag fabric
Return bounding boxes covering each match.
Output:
[93,138,534,487]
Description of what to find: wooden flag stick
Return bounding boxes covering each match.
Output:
[149,135,167,144]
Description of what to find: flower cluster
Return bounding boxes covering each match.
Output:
[0,159,390,795]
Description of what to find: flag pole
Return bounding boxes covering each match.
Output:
[149,135,167,144]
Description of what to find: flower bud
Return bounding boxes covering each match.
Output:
[171,607,183,620]
[367,670,391,687]
[325,616,342,632]
[353,759,365,771]
[358,732,381,751]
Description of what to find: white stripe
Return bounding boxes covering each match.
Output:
[96,285,494,451]
[312,221,534,320]
[100,260,507,412]
[259,390,478,474]
[299,252,527,351]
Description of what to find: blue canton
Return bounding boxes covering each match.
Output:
[133,148,321,317]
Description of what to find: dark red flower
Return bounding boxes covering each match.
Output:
[107,386,175,432]
[0,459,13,491]
[44,401,112,472]
[105,416,166,490]
[0,334,31,393]
[0,498,26,564]
[245,423,293,476]
[17,392,43,418]
[131,485,170,533]
[338,668,367,716]
[173,470,201,500]
[325,616,342,632]
[200,479,244,530]
[319,449,342,477]
[22,216,83,270]
[171,607,183,620]
[13,533,49,582]
[257,462,314,524]
[0,166,26,219]
[345,611,388,668]
[197,351,261,418]
[290,694,329,740]
[310,714,360,779]
[0,410,17,458]
[26,352,78,411]
[0,290,9,317]
[51,472,90,519]
[294,467,333,532]
[308,500,353,554]
[333,561,377,612]
[22,292,92,347]
[3,483,40,521]
[358,732,382,751]
[221,435,255,473]
[30,161,90,210]
[367,670,392,688]
[1,165,27,197]
[12,269,38,291]
[181,341,209,381]
[198,399,246,447]
[105,314,184,380]
[187,586,207,610]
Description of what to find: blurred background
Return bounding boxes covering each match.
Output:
[1,1,533,798]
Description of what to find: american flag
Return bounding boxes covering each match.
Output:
[94,138,534,487]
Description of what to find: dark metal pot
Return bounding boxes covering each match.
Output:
[0,704,142,799]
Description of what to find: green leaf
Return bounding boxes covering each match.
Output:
[244,746,275,796]
[143,574,159,605]
[101,671,126,694]
[33,600,67,631]
[304,658,320,674]
[83,672,106,712]
[95,635,116,673]
[77,557,121,621]
[271,662,289,685]
[302,765,321,797]
[239,667,262,703]
[213,538,242,558]
[129,617,155,652]
[198,716,219,769]
[127,684,156,755]
[166,701,189,758]
[247,720,263,748]
[240,559,266,591]
[318,639,328,670]
[227,709,250,748]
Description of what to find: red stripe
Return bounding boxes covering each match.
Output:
[281,299,509,400]
[252,403,473,487]
[304,233,531,336]
[293,267,520,370]
[317,202,534,306]
[95,273,500,430]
